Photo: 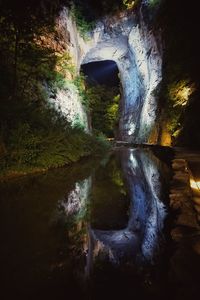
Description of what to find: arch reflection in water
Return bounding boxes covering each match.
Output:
[59,148,168,277]
[89,149,167,269]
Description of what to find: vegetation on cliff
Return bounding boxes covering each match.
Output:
[157,0,200,147]
[84,85,120,137]
[71,0,141,28]
[1,0,200,179]
[0,0,109,179]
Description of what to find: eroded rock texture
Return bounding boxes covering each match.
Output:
[81,11,162,142]
[51,1,162,142]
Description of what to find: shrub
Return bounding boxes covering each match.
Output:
[70,5,94,39]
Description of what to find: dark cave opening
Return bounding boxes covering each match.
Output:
[81,60,120,87]
[81,60,121,138]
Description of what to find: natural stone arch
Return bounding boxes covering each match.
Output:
[80,35,145,142]
[65,8,162,143]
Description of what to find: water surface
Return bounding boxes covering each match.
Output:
[0,147,171,300]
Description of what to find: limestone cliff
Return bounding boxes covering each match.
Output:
[46,7,90,131]
[50,1,163,142]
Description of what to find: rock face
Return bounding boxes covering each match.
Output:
[80,6,162,142]
[47,8,90,131]
[52,2,162,142]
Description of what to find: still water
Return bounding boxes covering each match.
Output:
[0,147,171,300]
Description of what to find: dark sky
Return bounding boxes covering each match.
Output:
[81,60,120,87]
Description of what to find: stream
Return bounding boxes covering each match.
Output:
[0,147,180,299]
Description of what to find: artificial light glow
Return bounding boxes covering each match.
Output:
[170,80,195,107]
[123,0,135,9]
[190,179,200,191]
[176,86,193,106]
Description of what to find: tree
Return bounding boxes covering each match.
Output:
[85,85,120,137]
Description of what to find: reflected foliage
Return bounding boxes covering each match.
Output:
[90,154,128,230]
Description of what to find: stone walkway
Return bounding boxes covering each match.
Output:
[174,147,200,223]
[168,148,200,297]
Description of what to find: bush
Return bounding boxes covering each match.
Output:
[84,85,120,137]
[70,5,94,39]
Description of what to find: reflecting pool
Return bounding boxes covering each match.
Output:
[0,148,172,300]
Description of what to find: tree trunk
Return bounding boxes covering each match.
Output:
[12,27,19,99]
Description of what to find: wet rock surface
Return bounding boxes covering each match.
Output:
[169,153,200,299]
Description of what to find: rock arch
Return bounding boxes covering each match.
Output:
[78,12,162,143]
[60,8,162,143]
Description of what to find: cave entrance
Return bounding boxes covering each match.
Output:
[81,60,121,139]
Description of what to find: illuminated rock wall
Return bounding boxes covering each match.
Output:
[127,13,163,142]
[53,1,162,142]
[47,8,89,131]
[79,6,162,142]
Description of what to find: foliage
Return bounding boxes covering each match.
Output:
[71,0,141,22]
[70,74,120,137]
[70,5,94,39]
[165,79,195,136]
[106,94,121,133]
[148,0,160,8]
[73,73,87,102]
[168,80,195,108]
[72,0,121,19]
[48,53,77,93]
[84,85,120,137]
[56,52,76,76]
[73,114,86,130]
[155,0,200,146]
[0,1,110,177]
[123,0,140,10]
[0,95,109,174]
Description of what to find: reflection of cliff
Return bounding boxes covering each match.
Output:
[60,178,91,216]
[88,148,167,269]
[122,148,167,260]
[58,148,168,277]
